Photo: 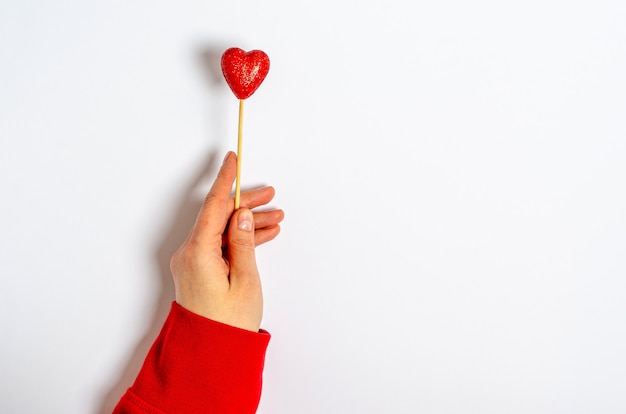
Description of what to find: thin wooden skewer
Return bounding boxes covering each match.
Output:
[235,98,244,209]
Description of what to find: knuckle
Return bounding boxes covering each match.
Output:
[228,237,255,251]
[203,192,227,210]
[170,244,200,272]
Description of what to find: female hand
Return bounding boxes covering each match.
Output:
[170,151,284,332]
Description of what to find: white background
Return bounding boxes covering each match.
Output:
[1,0,625,413]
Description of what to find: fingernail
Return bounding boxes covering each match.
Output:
[238,209,253,231]
[223,152,231,165]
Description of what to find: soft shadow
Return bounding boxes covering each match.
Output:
[198,47,227,86]
[97,43,232,414]
[97,151,220,414]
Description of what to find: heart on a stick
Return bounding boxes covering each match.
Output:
[221,48,270,100]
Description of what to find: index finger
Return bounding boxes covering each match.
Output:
[190,151,237,244]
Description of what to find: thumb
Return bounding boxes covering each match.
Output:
[227,208,259,283]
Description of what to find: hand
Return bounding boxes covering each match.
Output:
[170,151,284,332]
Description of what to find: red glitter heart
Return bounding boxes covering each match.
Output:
[221,48,270,100]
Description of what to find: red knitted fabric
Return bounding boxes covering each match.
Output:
[113,302,270,414]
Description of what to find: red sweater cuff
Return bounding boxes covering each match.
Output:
[114,302,270,414]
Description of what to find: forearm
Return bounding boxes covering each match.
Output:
[113,302,270,414]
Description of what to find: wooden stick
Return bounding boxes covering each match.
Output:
[235,99,244,209]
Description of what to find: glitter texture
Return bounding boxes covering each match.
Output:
[221,48,270,100]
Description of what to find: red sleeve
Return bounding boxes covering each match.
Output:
[113,302,270,414]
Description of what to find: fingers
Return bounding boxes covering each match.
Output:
[234,186,276,211]
[191,152,237,244]
[191,151,282,247]
[226,208,259,285]
[252,209,283,245]
[254,225,281,246]
[252,209,284,230]
[221,209,283,248]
